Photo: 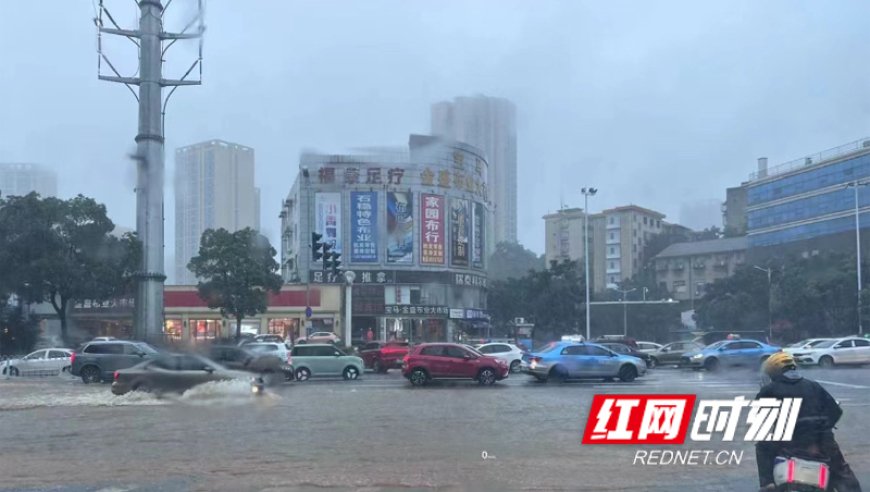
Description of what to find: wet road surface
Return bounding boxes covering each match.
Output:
[1,367,868,492]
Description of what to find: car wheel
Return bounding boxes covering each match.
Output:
[704,357,720,372]
[509,360,521,373]
[478,368,497,386]
[343,366,360,381]
[819,356,834,369]
[295,367,311,382]
[7,366,19,377]
[80,366,101,384]
[548,365,568,383]
[372,359,382,373]
[409,368,428,387]
[648,357,658,369]
[619,365,638,383]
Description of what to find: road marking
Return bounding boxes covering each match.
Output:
[815,380,870,389]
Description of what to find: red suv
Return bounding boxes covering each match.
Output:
[402,343,510,386]
[359,341,411,373]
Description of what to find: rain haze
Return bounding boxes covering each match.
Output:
[3,1,868,265]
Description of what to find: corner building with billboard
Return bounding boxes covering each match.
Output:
[279,135,492,344]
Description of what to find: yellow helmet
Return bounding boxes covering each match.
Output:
[763,352,796,377]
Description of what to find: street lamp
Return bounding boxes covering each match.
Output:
[581,187,597,341]
[754,266,773,342]
[845,179,869,335]
[343,270,356,347]
[610,287,636,336]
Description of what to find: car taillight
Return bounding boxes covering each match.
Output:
[403,355,410,365]
[70,352,76,364]
[287,356,293,365]
[113,371,119,380]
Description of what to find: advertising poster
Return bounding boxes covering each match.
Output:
[386,192,414,263]
[472,202,485,269]
[350,192,378,263]
[421,194,445,265]
[315,192,342,257]
[450,198,470,267]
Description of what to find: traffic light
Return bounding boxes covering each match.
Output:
[321,242,333,270]
[311,232,323,262]
[329,252,342,275]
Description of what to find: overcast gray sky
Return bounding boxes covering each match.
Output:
[2,0,868,272]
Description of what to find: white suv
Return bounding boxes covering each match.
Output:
[244,343,291,364]
[791,337,870,368]
[474,343,526,373]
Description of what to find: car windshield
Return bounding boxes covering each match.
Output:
[135,343,159,355]
[704,341,727,350]
[248,344,279,352]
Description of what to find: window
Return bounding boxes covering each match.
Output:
[834,341,853,349]
[609,276,616,283]
[292,346,315,356]
[609,232,614,240]
[607,344,629,354]
[420,346,444,356]
[695,282,706,296]
[85,343,124,355]
[491,345,511,353]
[24,350,46,360]
[644,217,648,225]
[633,229,637,237]
[609,247,614,254]
[609,217,614,224]
[49,350,68,359]
[561,345,585,355]
[632,244,636,253]
[445,346,468,358]
[854,339,870,347]
[609,261,614,269]
[741,342,762,349]
[673,281,687,293]
[657,220,661,228]
[659,282,667,291]
[722,343,740,351]
[586,346,611,356]
[633,258,637,268]
[124,345,146,356]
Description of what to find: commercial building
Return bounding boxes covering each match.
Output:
[744,137,870,260]
[0,163,57,197]
[431,95,516,252]
[654,236,748,306]
[32,285,342,344]
[280,135,492,344]
[591,205,667,292]
[174,140,261,285]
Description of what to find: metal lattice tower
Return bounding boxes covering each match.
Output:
[95,0,204,342]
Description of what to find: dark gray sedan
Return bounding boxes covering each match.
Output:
[648,341,705,368]
[111,354,256,396]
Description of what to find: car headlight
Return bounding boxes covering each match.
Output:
[692,354,704,359]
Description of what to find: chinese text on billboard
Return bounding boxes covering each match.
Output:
[472,202,485,269]
[315,192,342,256]
[350,192,378,263]
[421,194,445,264]
[450,198,470,267]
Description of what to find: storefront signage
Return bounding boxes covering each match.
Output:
[450,198,470,267]
[464,309,489,320]
[73,298,135,310]
[421,194,445,265]
[472,202,485,270]
[386,192,414,264]
[350,191,378,263]
[452,273,488,289]
[352,285,385,316]
[315,192,342,257]
[449,308,465,319]
[384,305,450,317]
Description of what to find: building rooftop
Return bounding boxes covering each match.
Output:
[543,207,585,220]
[601,204,666,219]
[655,236,748,259]
[748,137,870,182]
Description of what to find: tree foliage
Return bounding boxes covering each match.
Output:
[187,228,283,340]
[0,193,140,345]
[487,241,545,282]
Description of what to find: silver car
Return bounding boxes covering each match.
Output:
[290,344,364,381]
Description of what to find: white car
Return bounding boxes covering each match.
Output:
[475,343,526,373]
[244,342,291,364]
[783,338,832,355]
[2,349,74,377]
[791,337,870,368]
[636,342,662,354]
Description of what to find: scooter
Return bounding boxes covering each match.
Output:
[251,376,266,396]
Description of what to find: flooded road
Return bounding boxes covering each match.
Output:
[1,369,868,492]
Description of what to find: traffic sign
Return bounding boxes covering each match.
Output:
[305,306,313,318]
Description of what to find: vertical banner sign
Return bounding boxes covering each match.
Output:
[350,192,378,263]
[450,198,470,267]
[472,202,485,269]
[421,194,445,265]
[315,192,342,257]
[386,192,414,263]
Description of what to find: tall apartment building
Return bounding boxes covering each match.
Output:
[174,139,260,285]
[744,137,870,261]
[0,163,58,197]
[543,204,670,292]
[431,95,517,252]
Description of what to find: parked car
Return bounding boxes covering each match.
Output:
[204,345,294,380]
[71,340,160,383]
[2,349,73,377]
[243,342,291,365]
[359,341,411,373]
[783,338,833,355]
[290,344,364,381]
[474,343,526,373]
[521,341,647,382]
[403,343,510,386]
[648,341,705,368]
[599,342,652,367]
[111,354,256,396]
[296,331,342,345]
[681,339,780,371]
[239,334,287,346]
[636,342,662,353]
[594,335,638,350]
[790,337,870,368]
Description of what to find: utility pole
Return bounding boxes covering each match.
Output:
[610,287,636,336]
[846,179,870,335]
[581,187,597,340]
[754,266,773,342]
[95,0,204,342]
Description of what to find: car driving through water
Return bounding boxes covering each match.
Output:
[520,341,647,382]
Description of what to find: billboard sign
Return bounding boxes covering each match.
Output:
[350,192,378,263]
[450,198,470,267]
[386,192,414,263]
[421,194,445,265]
[472,202,485,269]
[315,192,342,256]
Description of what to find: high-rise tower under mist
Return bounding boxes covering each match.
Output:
[0,163,58,198]
[431,95,517,252]
[174,139,260,285]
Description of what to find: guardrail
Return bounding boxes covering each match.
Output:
[749,137,870,182]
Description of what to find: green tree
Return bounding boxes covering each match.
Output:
[187,228,283,341]
[693,265,769,332]
[0,193,140,345]
[487,241,545,281]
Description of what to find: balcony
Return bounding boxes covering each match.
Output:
[655,262,669,271]
[713,260,728,269]
[606,221,620,230]
[693,262,706,269]
[672,263,685,271]
[606,235,620,245]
